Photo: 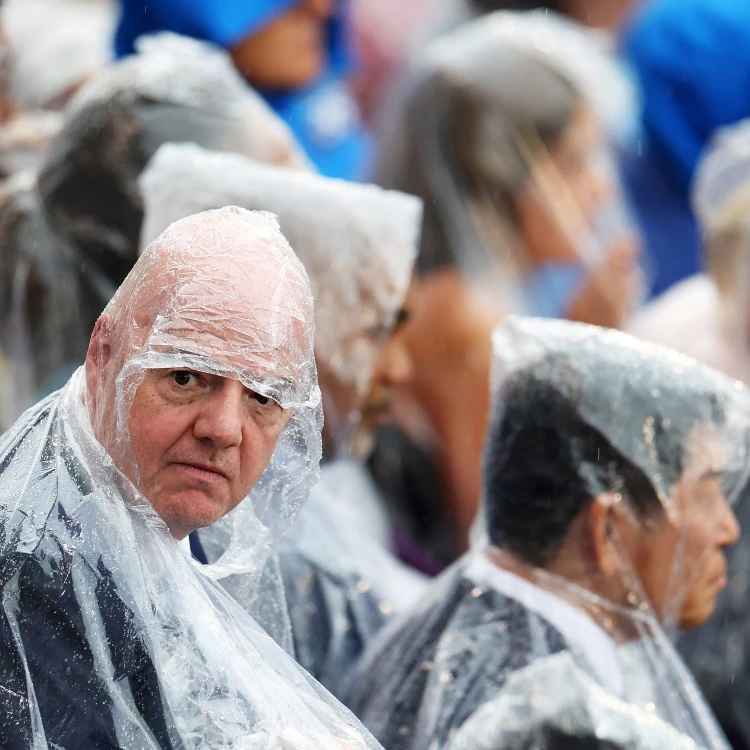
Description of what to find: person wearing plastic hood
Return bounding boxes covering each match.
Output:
[369,10,643,570]
[0,206,381,750]
[631,120,750,384]
[0,32,309,431]
[632,120,750,749]
[347,316,750,750]
[138,142,428,696]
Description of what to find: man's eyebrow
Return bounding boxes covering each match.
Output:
[699,469,724,481]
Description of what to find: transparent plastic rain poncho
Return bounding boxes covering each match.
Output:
[0,32,309,431]
[139,142,428,693]
[0,206,386,749]
[347,316,750,750]
[2,0,115,110]
[377,10,641,324]
[630,119,750,748]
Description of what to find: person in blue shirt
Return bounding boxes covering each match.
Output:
[623,0,750,297]
[115,0,370,180]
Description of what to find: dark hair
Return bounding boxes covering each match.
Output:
[483,352,726,567]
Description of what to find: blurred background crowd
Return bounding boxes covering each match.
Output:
[3,0,750,746]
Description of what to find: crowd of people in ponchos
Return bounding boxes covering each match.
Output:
[3,1,750,749]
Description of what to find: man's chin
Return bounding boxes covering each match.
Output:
[153,489,234,538]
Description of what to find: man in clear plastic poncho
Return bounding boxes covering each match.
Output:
[346,316,750,750]
[0,31,309,431]
[0,206,381,750]
[138,142,428,696]
[632,119,750,749]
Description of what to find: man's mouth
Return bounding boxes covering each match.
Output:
[172,462,229,482]
[362,398,393,421]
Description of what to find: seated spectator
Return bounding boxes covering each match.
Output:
[114,0,370,179]
[139,142,428,694]
[630,119,750,383]
[632,118,750,750]
[347,316,749,750]
[0,206,378,749]
[369,11,642,567]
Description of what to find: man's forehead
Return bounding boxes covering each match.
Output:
[684,426,727,478]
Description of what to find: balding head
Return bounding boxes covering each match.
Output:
[85,207,318,538]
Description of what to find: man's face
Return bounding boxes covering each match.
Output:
[127,368,290,539]
[626,431,740,628]
[360,302,414,430]
[317,285,415,456]
[231,0,335,90]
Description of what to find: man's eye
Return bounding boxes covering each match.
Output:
[252,392,272,406]
[172,371,199,388]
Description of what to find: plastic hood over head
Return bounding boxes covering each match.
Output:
[2,0,115,110]
[346,317,748,750]
[692,119,750,236]
[94,206,321,537]
[140,142,422,453]
[379,10,639,320]
[487,316,750,522]
[0,207,386,750]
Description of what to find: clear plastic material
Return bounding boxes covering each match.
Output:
[346,316,750,750]
[692,119,750,234]
[139,143,429,692]
[0,206,384,749]
[377,9,641,323]
[2,0,115,109]
[0,32,310,430]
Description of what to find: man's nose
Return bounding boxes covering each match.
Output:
[718,501,741,548]
[381,340,414,389]
[193,382,244,449]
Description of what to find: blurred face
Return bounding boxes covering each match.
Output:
[563,0,641,30]
[360,291,415,431]
[126,369,290,539]
[516,104,631,266]
[515,104,642,327]
[614,430,740,629]
[318,286,415,457]
[231,0,335,90]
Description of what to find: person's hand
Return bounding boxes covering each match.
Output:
[566,239,642,329]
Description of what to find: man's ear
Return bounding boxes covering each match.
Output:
[85,315,113,408]
[588,494,621,579]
